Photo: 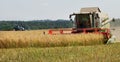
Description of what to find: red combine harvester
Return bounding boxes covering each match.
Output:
[48,7,114,43]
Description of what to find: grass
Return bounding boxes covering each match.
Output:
[0,43,120,62]
[0,30,105,48]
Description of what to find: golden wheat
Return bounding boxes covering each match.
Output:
[0,30,105,48]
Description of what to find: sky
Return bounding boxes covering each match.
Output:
[0,0,119,20]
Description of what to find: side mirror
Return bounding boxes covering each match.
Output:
[112,18,115,22]
[95,14,99,19]
[70,19,74,23]
[69,14,74,23]
[70,18,73,21]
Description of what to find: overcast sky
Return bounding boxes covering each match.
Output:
[0,0,119,20]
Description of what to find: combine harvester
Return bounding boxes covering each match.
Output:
[49,7,115,44]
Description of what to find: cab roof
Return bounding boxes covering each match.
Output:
[80,7,101,13]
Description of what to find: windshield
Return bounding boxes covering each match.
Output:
[75,14,91,28]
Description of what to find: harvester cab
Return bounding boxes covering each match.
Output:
[70,13,99,28]
[70,7,111,30]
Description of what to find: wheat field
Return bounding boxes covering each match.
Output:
[0,30,105,48]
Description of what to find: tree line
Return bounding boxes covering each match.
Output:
[0,19,119,31]
[0,20,73,31]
